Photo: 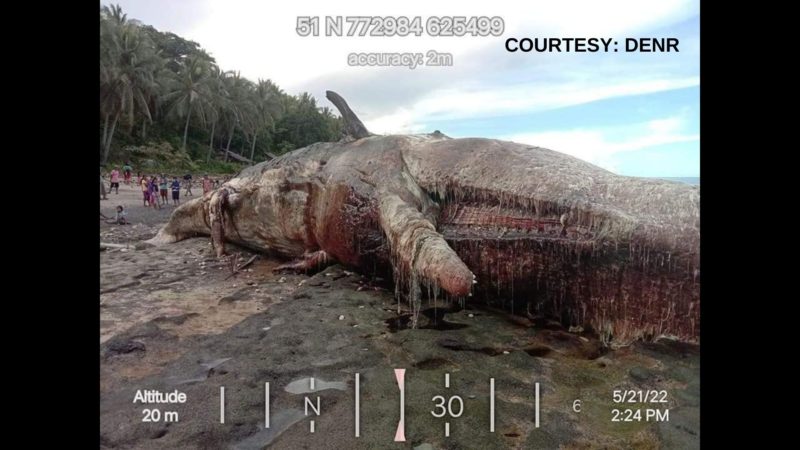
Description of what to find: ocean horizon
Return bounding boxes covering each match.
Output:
[649,177,699,185]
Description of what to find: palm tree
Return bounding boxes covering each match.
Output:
[162,55,212,151]
[99,4,341,166]
[204,65,228,162]
[100,5,163,163]
[100,9,120,159]
[138,57,171,140]
[248,79,284,161]
[219,72,256,161]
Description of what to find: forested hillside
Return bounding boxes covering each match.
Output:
[100,4,341,172]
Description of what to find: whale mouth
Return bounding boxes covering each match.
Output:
[438,203,595,242]
[436,201,699,346]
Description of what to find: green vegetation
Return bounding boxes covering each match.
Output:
[100,4,341,172]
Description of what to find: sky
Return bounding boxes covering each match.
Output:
[102,0,699,177]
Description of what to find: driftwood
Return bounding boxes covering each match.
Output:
[326,91,371,140]
[100,242,134,250]
[221,150,253,164]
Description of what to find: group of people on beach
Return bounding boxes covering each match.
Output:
[136,173,223,208]
[137,174,185,209]
[101,162,228,225]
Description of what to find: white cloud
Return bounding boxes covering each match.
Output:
[134,0,698,95]
[364,76,699,134]
[647,117,682,134]
[366,108,428,135]
[108,0,700,156]
[502,116,698,173]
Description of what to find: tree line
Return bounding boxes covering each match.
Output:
[100,4,341,165]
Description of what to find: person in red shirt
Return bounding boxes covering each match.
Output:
[109,168,120,194]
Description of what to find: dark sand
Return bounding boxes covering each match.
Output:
[100,182,699,449]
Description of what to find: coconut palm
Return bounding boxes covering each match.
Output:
[99,4,342,166]
[204,65,228,162]
[162,55,213,151]
[219,72,256,161]
[100,5,163,163]
[248,79,285,161]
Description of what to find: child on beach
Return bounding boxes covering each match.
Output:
[183,173,193,197]
[105,205,128,225]
[109,168,120,194]
[123,162,133,185]
[171,177,181,205]
[150,177,161,210]
[159,175,169,205]
[141,175,150,206]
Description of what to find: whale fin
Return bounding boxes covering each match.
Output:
[326,90,371,140]
[378,192,474,298]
